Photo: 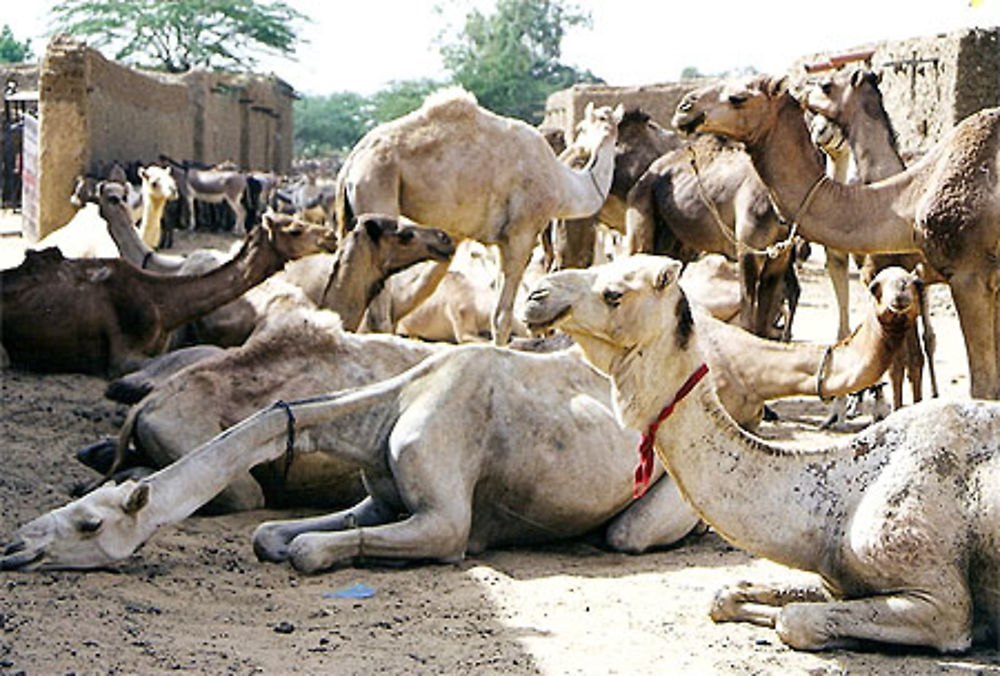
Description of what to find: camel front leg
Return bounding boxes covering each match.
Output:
[253,496,397,562]
[711,580,832,628]
[286,508,472,574]
[624,173,657,254]
[492,233,536,345]
[774,591,972,653]
[949,273,1000,399]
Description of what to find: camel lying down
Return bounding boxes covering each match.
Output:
[0,338,702,573]
[522,254,1000,653]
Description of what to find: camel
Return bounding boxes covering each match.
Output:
[672,74,1000,399]
[1,215,328,377]
[334,87,624,344]
[803,69,940,409]
[685,264,924,429]
[624,133,802,340]
[521,254,1000,653]
[547,109,683,270]
[179,213,455,346]
[136,166,178,248]
[0,310,703,572]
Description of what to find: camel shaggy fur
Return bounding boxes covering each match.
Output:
[522,254,1000,653]
[673,75,1000,400]
[0,309,702,572]
[335,87,624,343]
[1,217,326,377]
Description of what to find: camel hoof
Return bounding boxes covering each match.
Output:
[252,523,291,563]
[75,438,120,473]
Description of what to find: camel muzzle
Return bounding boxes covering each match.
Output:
[0,538,43,571]
[673,111,706,136]
[522,288,571,333]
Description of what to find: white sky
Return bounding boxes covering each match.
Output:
[5,0,1000,96]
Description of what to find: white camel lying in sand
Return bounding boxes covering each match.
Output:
[521,254,1000,654]
[0,313,701,572]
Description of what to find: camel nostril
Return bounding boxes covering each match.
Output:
[527,288,549,303]
[3,539,26,556]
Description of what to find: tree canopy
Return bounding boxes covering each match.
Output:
[49,0,305,73]
[0,24,33,63]
[438,0,600,123]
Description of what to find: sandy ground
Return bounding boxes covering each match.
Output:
[2,212,999,675]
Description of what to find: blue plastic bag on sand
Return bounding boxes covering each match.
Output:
[324,583,376,599]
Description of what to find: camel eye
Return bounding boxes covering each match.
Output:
[398,230,413,243]
[287,227,303,237]
[78,517,102,534]
[603,288,623,307]
[821,82,833,94]
[728,94,747,107]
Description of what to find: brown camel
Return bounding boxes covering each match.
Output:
[334,87,623,344]
[1,217,326,377]
[625,133,800,340]
[803,69,940,410]
[674,75,1000,399]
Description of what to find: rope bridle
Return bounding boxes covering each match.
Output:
[272,399,297,482]
[686,145,825,259]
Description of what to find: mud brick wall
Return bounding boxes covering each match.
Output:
[542,81,704,142]
[34,35,294,239]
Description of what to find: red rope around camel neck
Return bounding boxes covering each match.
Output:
[633,363,709,498]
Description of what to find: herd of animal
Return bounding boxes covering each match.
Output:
[2,67,1000,656]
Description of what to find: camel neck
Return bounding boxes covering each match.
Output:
[747,100,918,254]
[320,235,383,330]
[557,136,615,219]
[609,310,861,573]
[101,200,184,273]
[845,108,905,183]
[149,230,285,329]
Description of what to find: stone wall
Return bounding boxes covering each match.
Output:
[33,35,295,239]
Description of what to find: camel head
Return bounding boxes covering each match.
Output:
[801,69,884,128]
[522,254,685,371]
[570,101,626,163]
[0,481,151,571]
[868,265,923,332]
[261,211,338,259]
[138,165,178,202]
[70,175,100,208]
[350,214,455,273]
[672,75,791,145]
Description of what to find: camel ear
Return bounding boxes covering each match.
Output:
[122,483,150,515]
[138,167,148,180]
[363,216,386,243]
[850,69,866,88]
[653,259,682,291]
[584,101,594,120]
[768,76,788,98]
[868,277,883,301]
[611,103,625,125]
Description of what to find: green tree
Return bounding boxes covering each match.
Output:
[369,78,445,125]
[294,91,370,157]
[438,0,601,123]
[0,24,33,63]
[49,0,305,73]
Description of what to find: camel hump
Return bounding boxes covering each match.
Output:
[420,87,480,121]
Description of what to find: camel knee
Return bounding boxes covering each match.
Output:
[775,604,834,650]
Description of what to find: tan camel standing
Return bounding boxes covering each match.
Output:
[522,254,1000,653]
[1,217,325,377]
[136,166,178,249]
[334,87,623,344]
[803,69,939,408]
[673,75,1000,399]
[0,310,702,571]
[624,133,800,340]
